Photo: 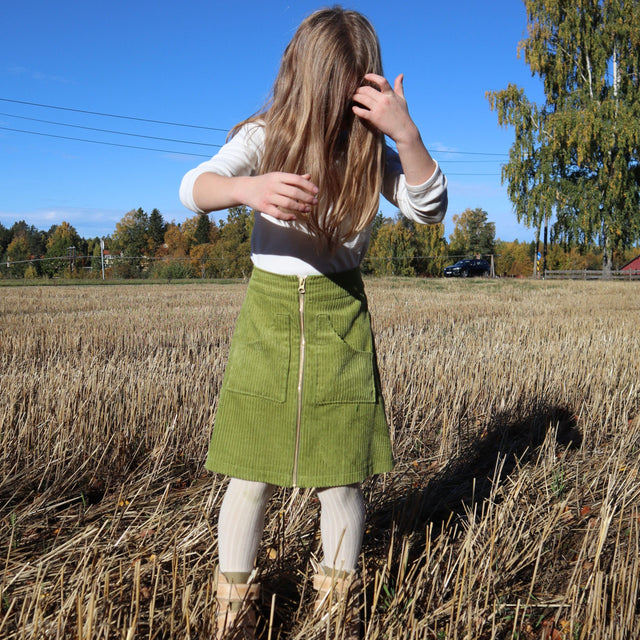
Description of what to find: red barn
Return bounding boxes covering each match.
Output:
[621,255,640,272]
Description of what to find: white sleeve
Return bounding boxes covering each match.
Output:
[179,123,264,214]
[382,146,448,224]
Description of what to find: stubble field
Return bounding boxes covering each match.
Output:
[1,278,639,639]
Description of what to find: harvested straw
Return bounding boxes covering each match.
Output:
[1,279,639,638]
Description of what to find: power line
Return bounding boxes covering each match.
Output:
[0,126,211,157]
[0,97,230,132]
[0,112,223,148]
[1,125,502,172]
[434,149,508,157]
[0,124,503,172]
[1,96,510,158]
[1,111,222,148]
[0,97,508,170]
[438,159,503,163]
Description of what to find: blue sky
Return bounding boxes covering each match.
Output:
[0,0,545,243]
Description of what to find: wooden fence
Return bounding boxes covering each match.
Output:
[545,269,640,280]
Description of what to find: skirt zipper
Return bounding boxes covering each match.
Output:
[292,275,307,486]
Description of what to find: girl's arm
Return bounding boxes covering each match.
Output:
[193,172,319,221]
[180,123,318,220]
[352,73,437,186]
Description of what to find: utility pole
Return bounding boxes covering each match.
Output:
[67,246,76,275]
[542,221,548,280]
[100,239,105,280]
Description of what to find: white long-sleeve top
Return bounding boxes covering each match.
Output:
[179,123,447,276]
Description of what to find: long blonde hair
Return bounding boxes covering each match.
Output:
[233,7,385,248]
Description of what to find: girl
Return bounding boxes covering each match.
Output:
[179,7,447,638]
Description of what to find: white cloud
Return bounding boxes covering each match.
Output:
[161,152,212,163]
[0,207,123,238]
[429,142,460,156]
[6,65,73,84]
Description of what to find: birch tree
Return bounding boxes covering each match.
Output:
[488,0,640,272]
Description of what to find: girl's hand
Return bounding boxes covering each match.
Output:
[242,172,318,221]
[352,73,418,145]
[353,73,437,186]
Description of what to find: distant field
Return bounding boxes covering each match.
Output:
[1,279,639,639]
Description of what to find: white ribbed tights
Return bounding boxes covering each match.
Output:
[217,478,365,575]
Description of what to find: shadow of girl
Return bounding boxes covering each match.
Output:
[362,402,581,564]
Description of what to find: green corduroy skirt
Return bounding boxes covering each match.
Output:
[205,266,394,488]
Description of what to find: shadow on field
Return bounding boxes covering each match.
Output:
[256,404,581,636]
[363,402,582,557]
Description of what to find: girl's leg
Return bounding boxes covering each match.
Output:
[316,484,366,573]
[218,478,276,579]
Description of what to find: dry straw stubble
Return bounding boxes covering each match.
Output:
[0,278,639,639]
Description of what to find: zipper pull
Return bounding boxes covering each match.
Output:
[298,275,306,294]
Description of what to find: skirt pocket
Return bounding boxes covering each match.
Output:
[314,313,376,405]
[225,311,291,403]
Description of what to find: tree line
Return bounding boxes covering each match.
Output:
[1,205,637,281]
[4,3,640,277]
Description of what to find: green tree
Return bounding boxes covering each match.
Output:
[488,0,640,273]
[494,240,535,276]
[6,235,30,277]
[448,208,495,257]
[364,214,447,276]
[43,221,85,277]
[366,216,417,276]
[190,242,224,278]
[90,241,104,274]
[218,206,253,277]
[0,222,10,259]
[112,208,151,275]
[194,213,212,245]
[113,208,150,256]
[414,221,448,276]
[148,208,167,254]
[10,221,47,258]
[361,212,388,274]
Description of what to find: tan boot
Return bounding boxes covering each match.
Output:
[215,572,260,640]
[312,570,362,640]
